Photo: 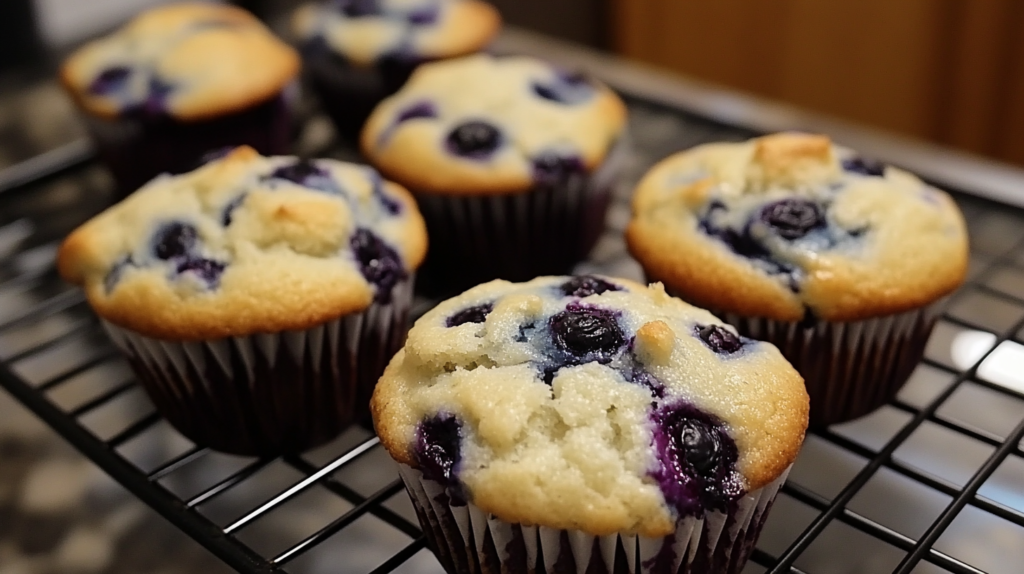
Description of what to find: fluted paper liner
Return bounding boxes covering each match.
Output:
[414,137,630,295]
[398,463,789,574]
[101,278,413,455]
[720,300,944,428]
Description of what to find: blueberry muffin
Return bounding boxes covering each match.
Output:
[372,276,808,574]
[362,54,629,295]
[58,146,427,455]
[293,0,500,140]
[627,133,969,427]
[60,3,300,196]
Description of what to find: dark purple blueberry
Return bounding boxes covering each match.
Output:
[446,303,494,327]
[695,324,743,354]
[88,66,131,95]
[335,0,379,17]
[842,156,886,177]
[221,195,246,226]
[135,77,174,117]
[649,402,744,516]
[531,71,594,106]
[396,101,438,124]
[371,175,402,215]
[104,256,135,293]
[415,415,465,502]
[559,275,619,298]
[269,160,338,194]
[350,228,407,303]
[445,121,502,159]
[757,199,825,240]
[407,6,439,24]
[549,306,625,360]
[532,153,584,186]
[176,258,226,287]
[152,222,197,260]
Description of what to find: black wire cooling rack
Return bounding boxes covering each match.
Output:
[2,77,1024,574]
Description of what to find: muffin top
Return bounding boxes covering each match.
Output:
[58,146,427,340]
[60,3,300,122]
[293,0,500,67]
[361,54,628,195]
[627,133,969,322]
[372,276,808,537]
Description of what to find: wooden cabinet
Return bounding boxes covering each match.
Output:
[612,0,1024,165]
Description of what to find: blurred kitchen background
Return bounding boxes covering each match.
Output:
[2,1,1024,574]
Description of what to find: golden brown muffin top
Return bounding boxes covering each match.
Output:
[61,3,300,122]
[628,133,969,322]
[59,146,427,340]
[373,276,807,536]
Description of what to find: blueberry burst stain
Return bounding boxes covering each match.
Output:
[446,303,493,327]
[532,153,584,186]
[269,160,338,194]
[446,121,502,159]
[415,415,468,504]
[89,66,131,95]
[351,229,407,303]
[650,402,745,516]
[150,222,226,288]
[559,275,620,298]
[758,199,825,240]
[531,71,594,105]
[695,324,744,354]
[842,156,886,177]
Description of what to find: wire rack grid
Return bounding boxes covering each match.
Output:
[1,85,1024,574]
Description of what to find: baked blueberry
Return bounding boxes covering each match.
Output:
[396,101,437,124]
[415,415,463,488]
[695,324,743,354]
[335,0,380,17]
[269,160,337,194]
[446,303,493,327]
[407,5,439,25]
[531,72,593,105]
[152,222,197,260]
[532,153,584,185]
[758,199,825,240]
[351,228,407,302]
[549,306,625,361]
[842,156,886,177]
[89,66,131,95]
[559,275,619,298]
[175,257,226,287]
[445,121,502,159]
[650,402,744,515]
[371,176,402,215]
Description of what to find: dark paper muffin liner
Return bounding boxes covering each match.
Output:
[718,301,944,428]
[304,50,418,142]
[398,464,788,574]
[84,84,297,198]
[100,278,413,456]
[413,138,629,297]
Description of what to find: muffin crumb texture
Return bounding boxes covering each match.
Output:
[628,133,969,322]
[57,146,426,340]
[372,276,808,537]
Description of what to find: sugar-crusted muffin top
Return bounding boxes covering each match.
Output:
[372,276,807,537]
[361,54,628,195]
[627,133,969,323]
[58,146,427,340]
[60,3,300,122]
[292,0,500,67]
